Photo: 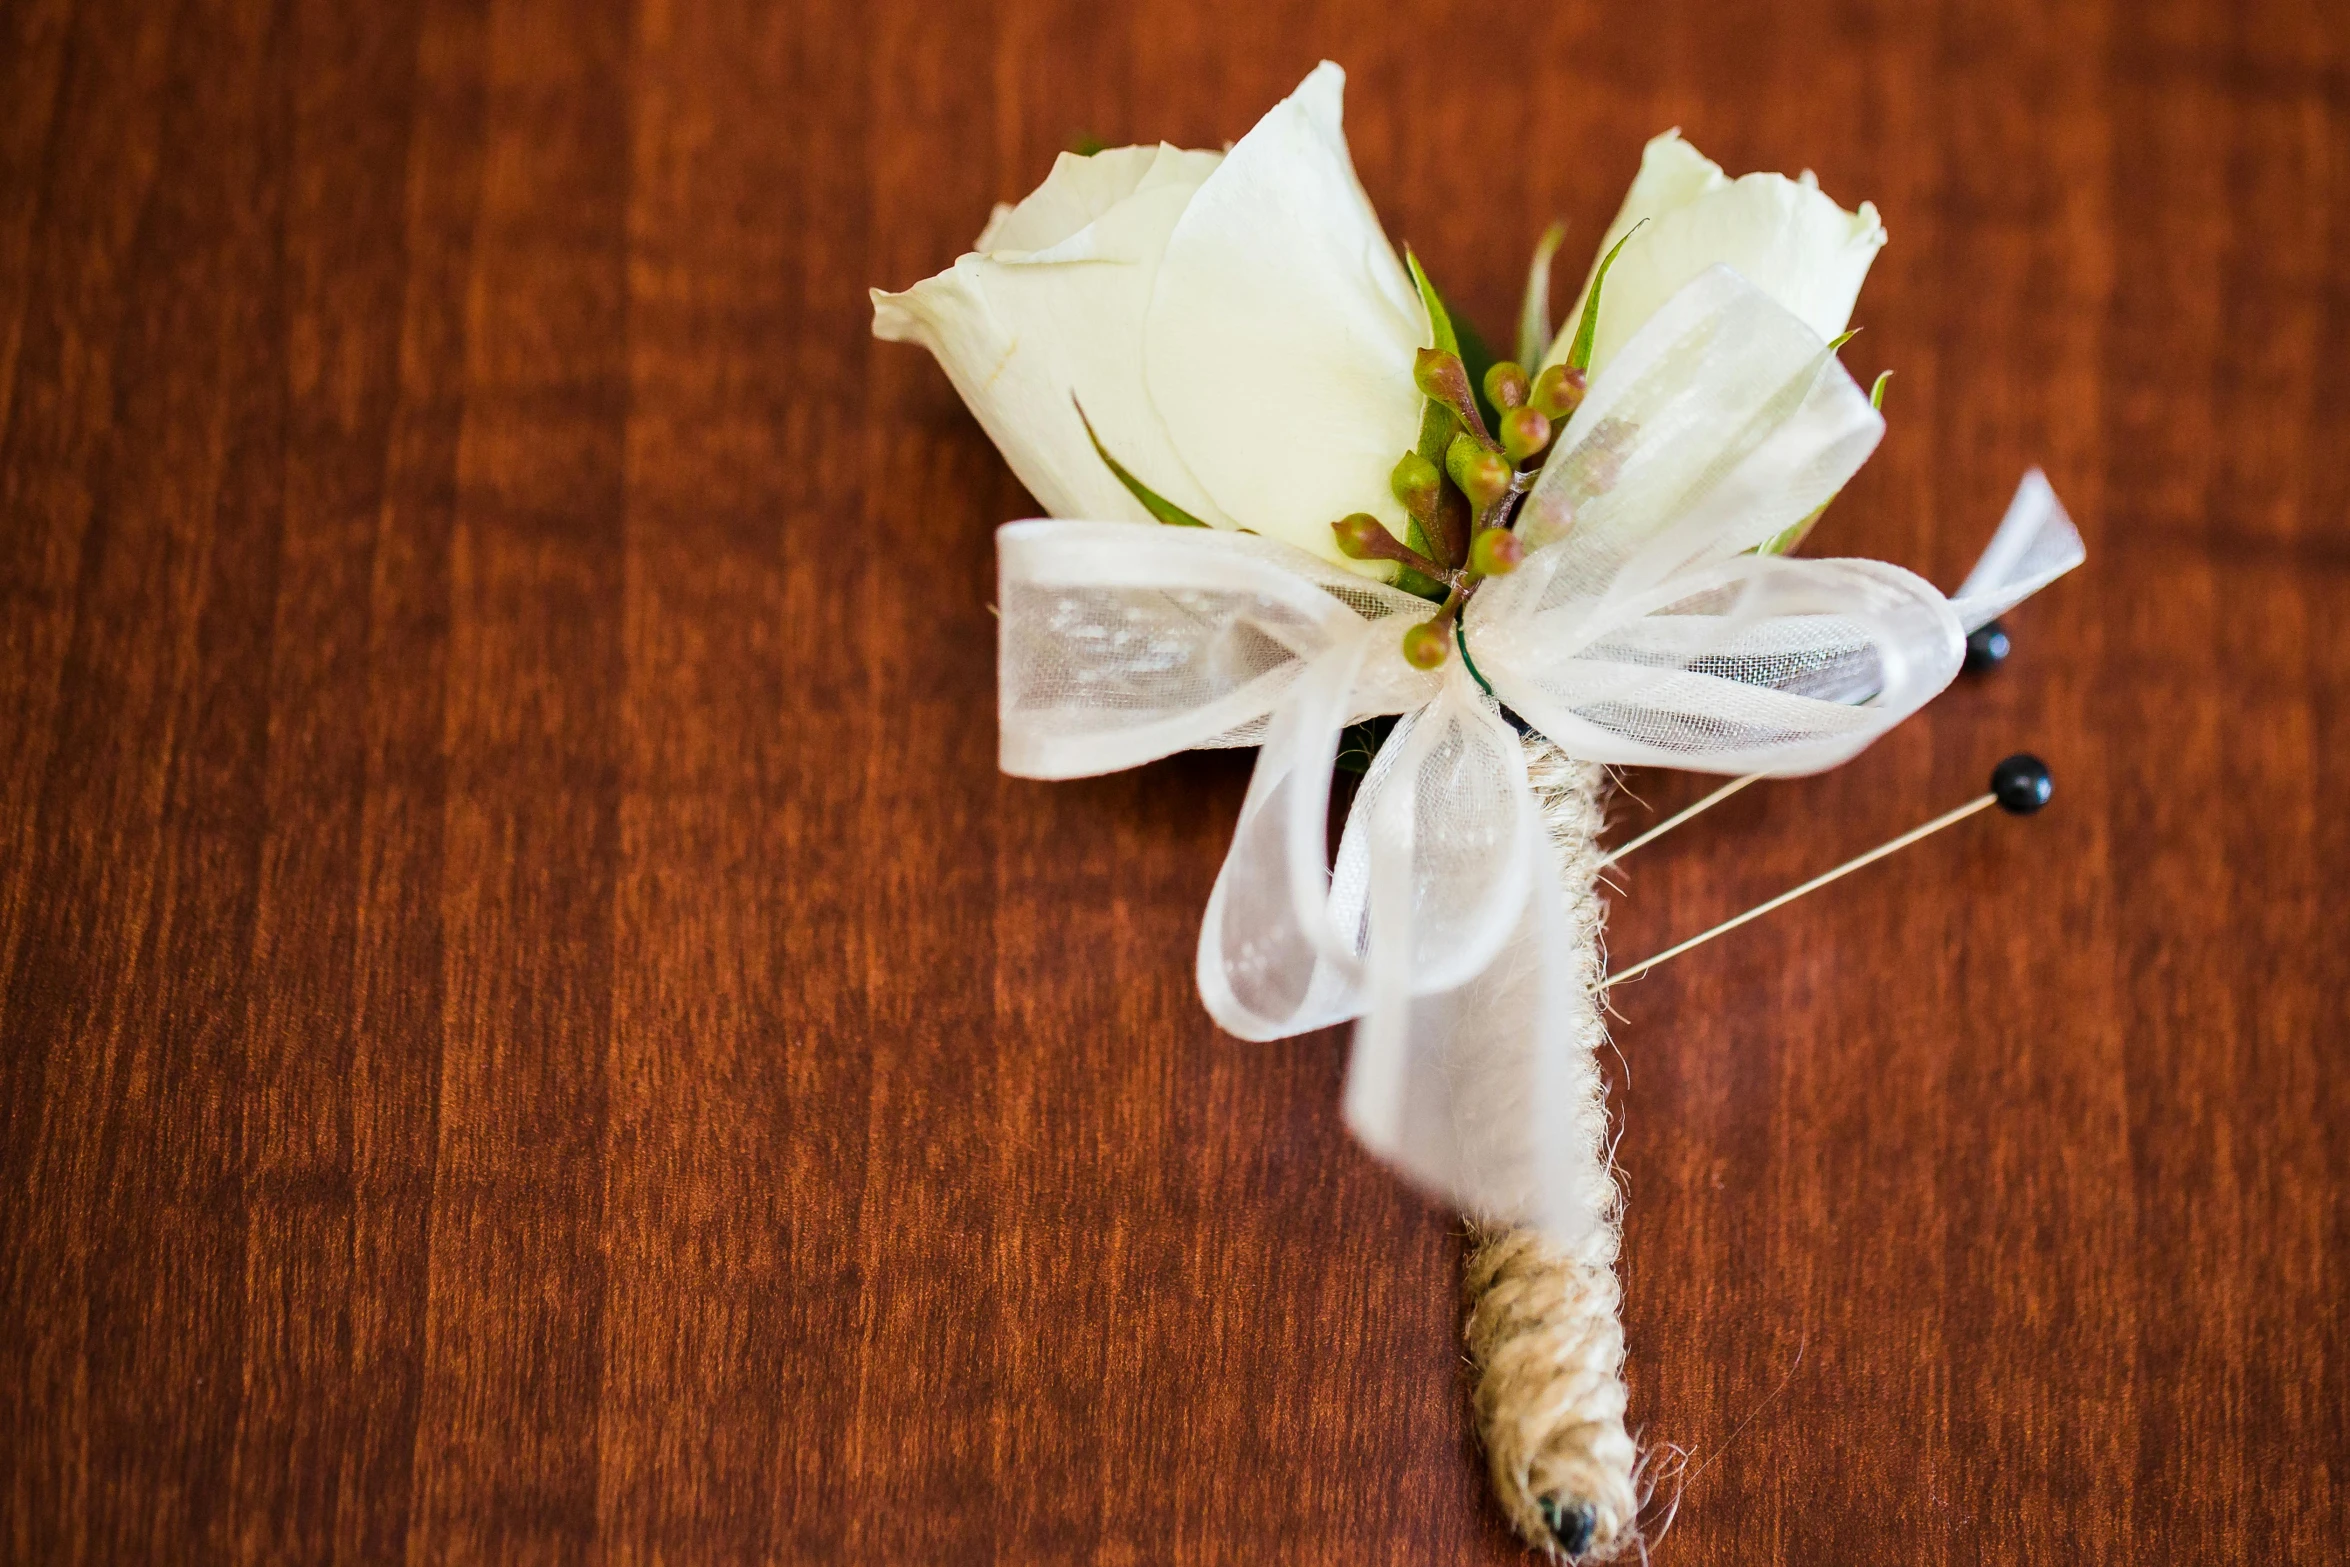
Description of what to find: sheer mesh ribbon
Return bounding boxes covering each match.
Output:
[995,269,2083,1246]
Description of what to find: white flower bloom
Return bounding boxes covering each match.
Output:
[872,142,1229,527]
[1544,131,1887,377]
[872,63,1427,568]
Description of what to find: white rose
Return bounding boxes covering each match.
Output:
[1544,131,1887,376]
[872,63,1427,568]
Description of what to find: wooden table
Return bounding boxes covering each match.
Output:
[4,0,2344,1560]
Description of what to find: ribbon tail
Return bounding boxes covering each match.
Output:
[1948,468,2085,632]
[1339,705,1612,1249]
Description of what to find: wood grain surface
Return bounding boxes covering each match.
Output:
[3,0,2345,1561]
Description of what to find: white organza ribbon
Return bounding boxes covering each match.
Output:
[996,267,2083,1244]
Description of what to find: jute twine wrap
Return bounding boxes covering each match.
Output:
[1463,738,1638,1560]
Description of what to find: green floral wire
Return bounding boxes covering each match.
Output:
[1453,615,1497,699]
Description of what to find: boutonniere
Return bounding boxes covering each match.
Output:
[876,62,2080,1560]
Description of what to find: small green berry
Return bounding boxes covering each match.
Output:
[1447,433,1511,509]
[1470,528,1525,576]
[1401,620,1452,670]
[1331,512,1389,560]
[1390,452,1442,518]
[1529,363,1587,421]
[1483,360,1531,411]
[1500,405,1552,465]
[1413,348,1472,407]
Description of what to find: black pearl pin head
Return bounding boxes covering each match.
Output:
[1537,1497,1598,1556]
[1964,619,2012,674]
[1991,753,2053,814]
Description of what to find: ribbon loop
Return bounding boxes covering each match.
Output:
[997,520,1434,779]
[1193,617,1390,1041]
[1513,266,1885,601]
[1472,551,1965,776]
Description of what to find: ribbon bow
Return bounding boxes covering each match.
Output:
[995,268,2083,1244]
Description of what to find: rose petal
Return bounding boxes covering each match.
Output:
[872,156,1231,526]
[977,142,1222,254]
[1546,131,1885,377]
[1143,62,1427,565]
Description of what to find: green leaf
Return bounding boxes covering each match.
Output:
[1075,398,1208,527]
[1405,248,1460,358]
[1452,311,1502,434]
[1390,561,1450,602]
[1566,220,1644,375]
[1404,251,1459,475]
[1825,327,1862,353]
[1516,221,1567,372]
[1870,369,1892,409]
[1400,249,1464,571]
[1758,500,1827,557]
[1398,517,1455,593]
[1408,249,1502,451]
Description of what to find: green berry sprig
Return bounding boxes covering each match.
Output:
[1331,345,1571,673]
[1329,234,1640,674]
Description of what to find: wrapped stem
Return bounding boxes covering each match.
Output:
[1463,739,1638,1559]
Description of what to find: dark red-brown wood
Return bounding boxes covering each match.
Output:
[3,0,2345,1561]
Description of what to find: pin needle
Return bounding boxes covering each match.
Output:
[1602,754,2052,989]
[1598,773,1762,869]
